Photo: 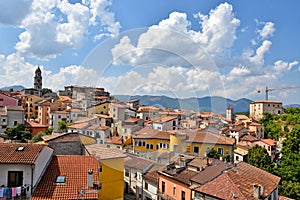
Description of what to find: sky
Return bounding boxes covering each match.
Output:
[0,0,300,105]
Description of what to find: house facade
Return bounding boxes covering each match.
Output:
[0,143,54,198]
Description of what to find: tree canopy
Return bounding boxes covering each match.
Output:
[4,123,32,142]
[248,144,273,172]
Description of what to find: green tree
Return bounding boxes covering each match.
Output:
[248,145,273,172]
[45,127,54,135]
[58,120,68,131]
[41,88,52,96]
[206,148,220,159]
[32,132,47,143]
[275,125,300,199]
[4,123,32,142]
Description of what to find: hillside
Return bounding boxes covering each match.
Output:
[0,85,25,92]
[114,95,252,114]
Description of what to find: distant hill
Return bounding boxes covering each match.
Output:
[284,104,300,108]
[114,95,252,114]
[0,85,25,92]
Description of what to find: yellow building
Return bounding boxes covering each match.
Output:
[181,131,235,158]
[85,144,126,200]
[87,102,110,117]
[134,129,235,159]
[133,128,171,153]
[24,95,44,119]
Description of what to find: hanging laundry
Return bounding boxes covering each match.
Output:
[0,188,3,198]
[16,187,21,196]
[11,187,16,197]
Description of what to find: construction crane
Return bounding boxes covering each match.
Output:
[258,86,300,100]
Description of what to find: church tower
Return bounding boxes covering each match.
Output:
[34,66,42,96]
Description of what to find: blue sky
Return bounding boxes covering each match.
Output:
[0,0,300,105]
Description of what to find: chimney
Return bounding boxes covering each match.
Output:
[87,169,94,188]
[253,184,261,199]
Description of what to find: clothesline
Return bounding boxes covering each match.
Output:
[0,186,29,200]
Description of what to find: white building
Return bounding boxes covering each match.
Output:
[249,100,284,120]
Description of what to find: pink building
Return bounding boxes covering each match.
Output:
[254,139,277,161]
[0,93,18,107]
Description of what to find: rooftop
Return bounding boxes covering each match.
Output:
[85,144,126,160]
[31,155,99,200]
[0,143,47,164]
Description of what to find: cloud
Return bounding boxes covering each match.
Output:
[7,0,120,59]
[112,2,240,69]
[258,21,275,39]
[0,53,39,88]
[88,0,121,39]
[249,40,272,66]
[44,65,99,91]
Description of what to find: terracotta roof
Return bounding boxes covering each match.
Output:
[229,162,280,199]
[239,134,259,142]
[160,168,198,185]
[134,131,171,140]
[68,122,89,129]
[95,114,112,119]
[25,120,48,128]
[185,131,235,145]
[138,106,159,112]
[196,162,280,199]
[0,143,46,164]
[249,122,263,126]
[261,139,276,146]
[251,100,282,104]
[106,136,123,145]
[235,115,250,120]
[85,144,126,160]
[124,117,140,123]
[134,127,158,135]
[195,173,247,200]
[190,159,227,184]
[124,155,154,170]
[278,196,295,200]
[152,116,177,123]
[42,132,77,142]
[31,155,99,200]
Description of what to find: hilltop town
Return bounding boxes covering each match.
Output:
[0,67,298,200]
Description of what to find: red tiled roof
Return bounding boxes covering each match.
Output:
[196,162,280,200]
[125,155,154,170]
[134,131,171,140]
[25,120,48,128]
[195,173,247,200]
[185,131,235,145]
[190,159,227,184]
[32,155,99,200]
[239,134,259,142]
[152,116,177,123]
[251,100,282,104]
[0,143,46,164]
[85,144,126,160]
[159,168,198,185]
[261,139,276,146]
[106,136,123,145]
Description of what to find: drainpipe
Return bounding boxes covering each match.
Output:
[31,164,34,195]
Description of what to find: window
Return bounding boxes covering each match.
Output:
[2,118,6,122]
[8,171,23,187]
[156,144,159,150]
[193,146,199,154]
[173,186,176,196]
[55,176,66,184]
[218,148,224,155]
[162,181,165,193]
[14,121,18,126]
[125,169,129,177]
[181,191,185,200]
[145,182,148,190]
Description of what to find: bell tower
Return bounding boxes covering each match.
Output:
[34,66,42,96]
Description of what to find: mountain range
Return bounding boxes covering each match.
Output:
[114,95,253,114]
[0,85,25,92]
